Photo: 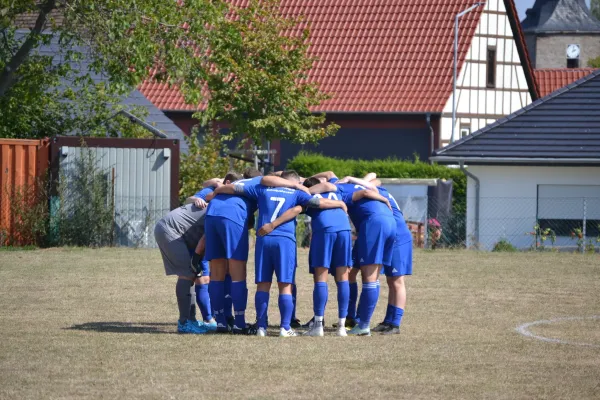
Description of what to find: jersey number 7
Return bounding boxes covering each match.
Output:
[270,197,286,222]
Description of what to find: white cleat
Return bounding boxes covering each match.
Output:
[337,326,348,337]
[279,327,298,337]
[304,323,324,337]
[256,327,267,337]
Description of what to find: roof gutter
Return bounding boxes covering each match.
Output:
[459,161,479,247]
[430,156,600,164]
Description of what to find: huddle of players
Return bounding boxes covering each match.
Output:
[157,167,412,337]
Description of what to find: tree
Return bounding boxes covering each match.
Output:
[592,0,600,21]
[1,0,338,143]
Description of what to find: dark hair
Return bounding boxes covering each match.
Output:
[243,167,262,179]
[224,171,243,183]
[281,169,300,181]
[303,177,320,188]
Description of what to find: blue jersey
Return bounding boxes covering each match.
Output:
[193,187,214,200]
[206,176,261,227]
[337,184,393,227]
[378,187,412,245]
[305,191,350,233]
[239,184,313,241]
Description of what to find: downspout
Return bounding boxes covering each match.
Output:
[426,113,434,164]
[459,161,480,248]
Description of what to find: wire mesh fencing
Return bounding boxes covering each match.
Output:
[293,195,600,253]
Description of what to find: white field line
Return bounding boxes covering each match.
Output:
[515,316,600,348]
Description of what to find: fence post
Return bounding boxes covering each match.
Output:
[582,197,587,253]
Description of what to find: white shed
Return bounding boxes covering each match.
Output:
[431,70,600,251]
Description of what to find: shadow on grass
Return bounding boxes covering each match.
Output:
[66,321,176,334]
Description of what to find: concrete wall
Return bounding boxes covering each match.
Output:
[466,165,600,250]
[535,34,600,68]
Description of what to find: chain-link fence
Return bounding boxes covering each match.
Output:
[294,195,600,253]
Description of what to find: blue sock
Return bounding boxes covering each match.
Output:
[383,304,393,324]
[348,282,358,319]
[195,284,212,322]
[358,282,379,329]
[208,280,226,326]
[291,284,297,321]
[231,281,247,328]
[336,280,350,319]
[224,274,233,319]
[278,294,294,330]
[313,282,328,317]
[391,306,404,327]
[255,291,269,329]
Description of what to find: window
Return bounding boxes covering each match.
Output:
[486,47,496,88]
[460,124,471,138]
[567,58,580,68]
[537,185,600,237]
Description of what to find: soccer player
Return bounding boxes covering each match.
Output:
[153,203,211,334]
[331,175,396,336]
[204,171,259,334]
[371,185,412,335]
[301,176,353,337]
[223,170,347,336]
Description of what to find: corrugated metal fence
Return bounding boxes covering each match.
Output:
[0,139,50,245]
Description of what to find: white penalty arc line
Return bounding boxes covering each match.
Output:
[515,315,600,348]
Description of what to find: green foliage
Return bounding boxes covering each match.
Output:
[1,179,49,247]
[527,224,556,251]
[588,56,600,68]
[492,239,517,253]
[1,0,337,142]
[287,152,467,212]
[54,146,115,247]
[179,124,249,202]
[592,0,600,21]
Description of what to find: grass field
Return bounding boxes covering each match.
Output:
[1,248,599,399]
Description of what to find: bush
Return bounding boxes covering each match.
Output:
[1,178,49,247]
[53,146,115,247]
[287,152,467,212]
[492,239,518,252]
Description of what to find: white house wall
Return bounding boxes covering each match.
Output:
[465,165,600,250]
[441,0,532,146]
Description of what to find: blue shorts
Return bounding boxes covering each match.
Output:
[356,216,396,267]
[383,241,413,277]
[255,236,297,284]
[309,230,352,273]
[205,216,249,261]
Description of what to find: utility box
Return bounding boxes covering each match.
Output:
[50,137,180,248]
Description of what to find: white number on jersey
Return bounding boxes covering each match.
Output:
[313,192,339,200]
[354,184,366,190]
[269,197,286,222]
[388,193,400,210]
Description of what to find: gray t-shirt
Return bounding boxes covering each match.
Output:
[158,204,207,249]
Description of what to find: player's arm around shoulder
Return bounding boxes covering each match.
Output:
[260,175,310,195]
[308,182,337,194]
[307,197,348,214]
[257,205,303,237]
[352,190,392,210]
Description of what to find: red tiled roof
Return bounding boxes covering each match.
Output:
[140,0,536,113]
[535,68,597,97]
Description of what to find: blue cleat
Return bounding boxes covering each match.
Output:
[178,320,208,334]
[200,319,217,332]
[347,325,371,336]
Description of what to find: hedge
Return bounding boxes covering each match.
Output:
[287,152,467,212]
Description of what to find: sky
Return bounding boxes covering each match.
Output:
[515,0,592,21]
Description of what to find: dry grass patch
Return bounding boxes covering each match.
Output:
[0,248,599,399]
